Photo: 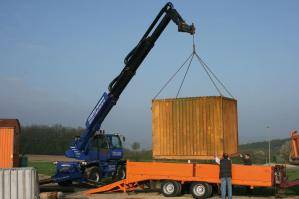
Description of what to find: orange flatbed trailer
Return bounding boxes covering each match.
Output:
[85,161,291,198]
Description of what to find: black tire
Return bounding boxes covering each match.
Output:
[176,181,182,196]
[58,180,72,186]
[85,166,101,183]
[113,165,126,181]
[161,180,182,197]
[206,183,213,197]
[190,182,209,199]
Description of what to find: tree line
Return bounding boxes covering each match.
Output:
[20,124,152,160]
[20,124,83,155]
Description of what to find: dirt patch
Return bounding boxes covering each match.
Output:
[28,154,74,162]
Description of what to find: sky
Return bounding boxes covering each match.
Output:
[0,1,298,148]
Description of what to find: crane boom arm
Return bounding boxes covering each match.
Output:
[65,2,195,159]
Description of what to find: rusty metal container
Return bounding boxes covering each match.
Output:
[152,96,238,160]
[0,119,20,168]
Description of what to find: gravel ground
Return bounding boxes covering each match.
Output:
[66,191,299,199]
[39,175,299,199]
[40,183,299,199]
[39,184,297,199]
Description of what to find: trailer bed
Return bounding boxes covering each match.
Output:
[86,161,274,195]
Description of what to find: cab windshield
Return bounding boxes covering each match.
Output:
[91,134,109,149]
[110,136,122,148]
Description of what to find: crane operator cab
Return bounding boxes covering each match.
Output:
[87,131,125,162]
[53,131,126,186]
[80,131,126,183]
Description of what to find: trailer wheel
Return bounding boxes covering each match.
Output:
[85,166,101,183]
[161,180,181,197]
[190,182,209,199]
[206,183,213,197]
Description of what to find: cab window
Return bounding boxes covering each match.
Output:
[91,135,109,149]
[98,136,109,149]
[110,136,122,148]
[90,138,99,150]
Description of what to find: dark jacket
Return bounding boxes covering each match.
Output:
[220,158,232,178]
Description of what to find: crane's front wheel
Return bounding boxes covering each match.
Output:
[85,166,101,183]
[113,165,126,181]
[119,165,126,179]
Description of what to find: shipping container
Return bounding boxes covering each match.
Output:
[152,96,238,160]
[0,167,39,199]
[0,119,20,168]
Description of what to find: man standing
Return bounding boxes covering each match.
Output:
[215,153,232,199]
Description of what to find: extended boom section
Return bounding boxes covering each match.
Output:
[52,2,194,186]
[65,2,194,159]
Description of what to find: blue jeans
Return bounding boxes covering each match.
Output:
[221,177,232,199]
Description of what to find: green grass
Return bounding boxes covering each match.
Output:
[287,167,299,181]
[28,161,55,176]
[284,167,299,195]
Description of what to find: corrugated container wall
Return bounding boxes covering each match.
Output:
[0,167,39,199]
[0,119,20,168]
[152,96,238,160]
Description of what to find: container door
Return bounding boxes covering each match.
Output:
[222,99,238,155]
[0,128,14,168]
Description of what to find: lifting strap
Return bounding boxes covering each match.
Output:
[176,53,194,98]
[152,52,194,100]
[153,35,234,99]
